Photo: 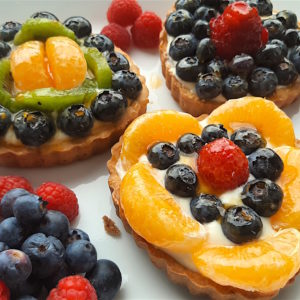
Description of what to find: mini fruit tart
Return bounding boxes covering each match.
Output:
[108,97,300,299]
[0,14,148,167]
[160,0,300,116]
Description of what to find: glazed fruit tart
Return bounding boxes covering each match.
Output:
[0,13,148,167]
[108,97,300,299]
[160,0,300,116]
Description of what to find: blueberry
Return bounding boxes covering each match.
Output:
[57,104,94,137]
[201,124,228,143]
[86,259,122,300]
[175,0,201,13]
[8,275,42,299]
[192,20,209,40]
[84,34,114,52]
[0,250,32,284]
[44,262,70,291]
[274,58,298,85]
[199,0,222,8]
[249,67,278,97]
[91,90,127,122]
[196,38,216,63]
[194,6,218,22]
[104,51,130,72]
[196,73,222,99]
[0,242,8,252]
[284,29,299,47]
[30,11,59,21]
[177,133,204,154]
[222,206,263,244]
[288,46,300,73]
[190,194,224,223]
[37,210,70,244]
[263,19,285,40]
[165,9,194,37]
[247,0,273,16]
[0,41,11,59]
[206,59,227,78]
[276,10,298,29]
[176,56,205,82]
[0,105,11,136]
[0,21,22,42]
[255,44,284,68]
[165,164,198,197]
[248,148,284,181]
[228,54,254,78]
[242,179,283,217]
[0,188,30,219]
[169,34,198,61]
[21,233,65,279]
[230,128,266,155]
[222,75,248,99]
[13,111,56,147]
[63,16,92,38]
[66,228,90,246]
[268,39,288,57]
[16,296,37,300]
[65,240,97,273]
[111,70,142,99]
[147,142,180,170]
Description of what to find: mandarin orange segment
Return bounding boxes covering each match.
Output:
[120,162,207,252]
[46,36,87,90]
[206,97,295,147]
[193,228,300,293]
[10,41,52,91]
[120,111,202,170]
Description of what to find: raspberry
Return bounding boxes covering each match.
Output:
[197,138,249,191]
[131,12,162,48]
[0,280,9,300]
[210,1,268,60]
[47,275,97,300]
[101,23,131,51]
[107,0,142,27]
[36,182,79,222]
[0,176,33,202]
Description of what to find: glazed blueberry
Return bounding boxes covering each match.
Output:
[288,46,300,73]
[196,73,222,99]
[231,128,265,155]
[242,179,283,217]
[263,19,285,40]
[104,51,130,72]
[284,29,299,47]
[177,133,204,154]
[0,21,22,42]
[176,56,205,82]
[91,90,127,122]
[249,67,278,97]
[199,0,222,8]
[228,54,255,78]
[112,70,142,99]
[30,11,59,20]
[255,44,284,68]
[37,210,70,244]
[201,124,228,143]
[44,262,70,291]
[63,16,92,38]
[86,259,122,300]
[66,240,97,273]
[0,217,26,248]
[192,20,209,40]
[84,34,114,52]
[207,59,227,78]
[147,142,180,170]
[169,34,198,61]
[247,0,273,16]
[222,206,263,244]
[196,38,216,63]
[175,0,201,13]
[276,10,298,29]
[8,276,42,299]
[21,233,65,279]
[219,0,233,13]
[274,58,298,85]
[0,242,8,252]
[190,194,224,224]
[248,148,284,181]
[66,228,90,246]
[13,194,47,226]
[0,105,11,136]
[165,9,194,37]
[0,41,11,59]
[57,105,94,137]
[165,164,198,197]
[194,6,218,22]
[16,296,37,300]
[0,250,32,284]
[13,111,55,147]
[222,75,248,99]
[268,39,288,57]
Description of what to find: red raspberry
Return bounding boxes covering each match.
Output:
[0,280,9,300]
[101,23,131,51]
[0,176,33,202]
[107,0,142,27]
[36,182,79,222]
[210,1,268,60]
[47,275,97,300]
[197,138,249,191]
[131,12,162,48]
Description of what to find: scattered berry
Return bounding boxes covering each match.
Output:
[169,34,198,61]
[0,280,9,300]
[201,124,228,143]
[31,11,58,21]
[63,16,92,38]
[196,73,222,99]
[84,34,114,52]
[104,51,130,73]
[177,133,204,154]
[66,228,90,246]
[165,9,194,37]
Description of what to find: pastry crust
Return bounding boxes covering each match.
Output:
[0,48,149,168]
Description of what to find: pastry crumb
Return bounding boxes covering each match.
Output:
[103,215,121,237]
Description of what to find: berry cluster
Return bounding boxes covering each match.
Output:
[166,0,300,100]
[147,124,284,244]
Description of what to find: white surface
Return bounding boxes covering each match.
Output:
[0,1,300,299]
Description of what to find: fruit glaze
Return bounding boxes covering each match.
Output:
[160,0,300,116]
[0,13,148,167]
[108,97,300,299]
